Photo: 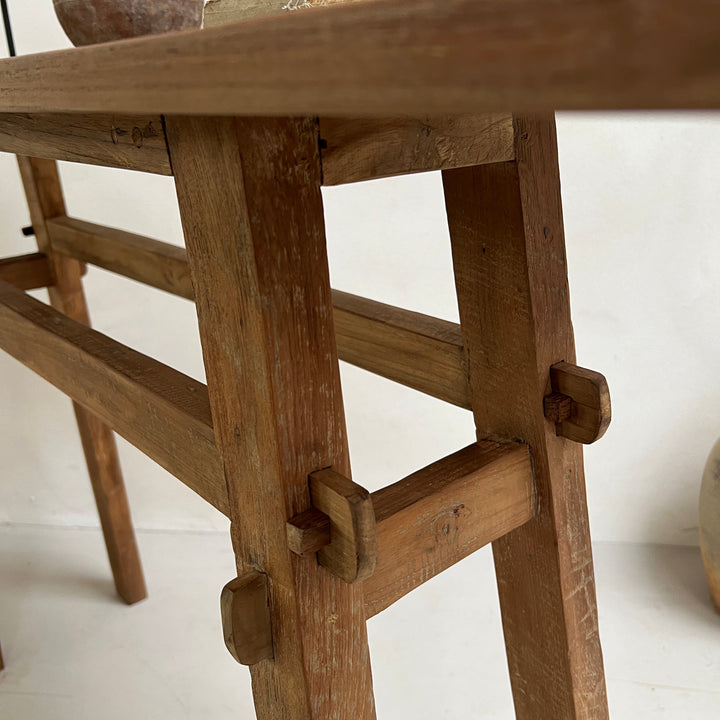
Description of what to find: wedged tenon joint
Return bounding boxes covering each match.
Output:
[544,361,611,444]
[286,469,377,584]
[220,572,273,666]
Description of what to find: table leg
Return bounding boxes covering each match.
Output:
[443,114,609,719]
[18,156,146,605]
[167,116,376,720]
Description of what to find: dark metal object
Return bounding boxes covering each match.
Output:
[1,0,15,57]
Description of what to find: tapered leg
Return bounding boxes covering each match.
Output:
[167,116,376,720]
[443,114,608,719]
[17,157,146,605]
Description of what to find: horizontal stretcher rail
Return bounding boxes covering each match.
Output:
[0,0,718,116]
[1,113,513,183]
[0,253,53,291]
[46,216,473,408]
[0,278,536,615]
[0,279,228,515]
[0,114,171,174]
[364,440,536,617]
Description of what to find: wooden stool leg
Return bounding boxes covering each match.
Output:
[17,157,146,605]
[443,114,609,719]
[167,116,376,720]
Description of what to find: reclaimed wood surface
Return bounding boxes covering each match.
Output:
[1,0,720,115]
[47,217,193,299]
[0,278,227,515]
[443,115,608,718]
[0,114,171,173]
[0,253,53,291]
[310,468,377,584]
[332,289,470,409]
[319,114,514,185]
[17,156,147,605]
[364,440,536,618]
[42,219,471,407]
[548,362,612,444]
[168,115,376,720]
[220,573,274,665]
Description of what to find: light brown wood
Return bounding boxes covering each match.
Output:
[364,440,536,618]
[0,110,512,183]
[221,573,274,666]
[2,0,720,116]
[443,115,608,718]
[0,278,227,516]
[547,362,612,445]
[0,114,171,174]
[319,114,514,185]
[17,156,147,605]
[40,220,472,406]
[0,253,53,291]
[309,468,377,584]
[167,115,376,720]
[286,507,331,558]
[47,216,193,299]
[332,289,471,409]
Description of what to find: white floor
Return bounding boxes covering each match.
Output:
[0,526,719,719]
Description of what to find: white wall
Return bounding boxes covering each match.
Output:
[2,1,720,546]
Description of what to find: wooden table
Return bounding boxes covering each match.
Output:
[1,1,719,717]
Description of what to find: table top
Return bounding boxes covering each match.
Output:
[0,0,719,117]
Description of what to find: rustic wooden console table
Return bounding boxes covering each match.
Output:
[1,0,719,717]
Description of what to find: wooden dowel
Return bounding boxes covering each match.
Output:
[0,113,171,174]
[44,217,472,407]
[363,440,536,618]
[0,279,228,516]
[47,217,193,299]
[0,252,53,291]
[1,0,720,115]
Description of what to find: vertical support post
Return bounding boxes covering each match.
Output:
[166,116,376,720]
[442,115,608,719]
[17,157,146,605]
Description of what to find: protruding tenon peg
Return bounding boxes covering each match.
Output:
[220,572,273,666]
[286,469,377,584]
[544,362,611,444]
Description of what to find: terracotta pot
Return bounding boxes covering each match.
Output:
[52,0,204,46]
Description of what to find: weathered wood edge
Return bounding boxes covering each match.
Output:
[1,0,720,115]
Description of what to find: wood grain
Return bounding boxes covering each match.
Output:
[47,216,193,299]
[364,440,536,618]
[547,362,612,445]
[1,114,171,173]
[332,289,471,408]
[310,468,377,584]
[0,253,53,291]
[0,278,227,516]
[286,507,331,558]
[443,116,608,718]
[167,115,376,720]
[319,114,514,185]
[2,0,720,115]
[17,156,147,605]
[41,220,471,407]
[221,573,274,665]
